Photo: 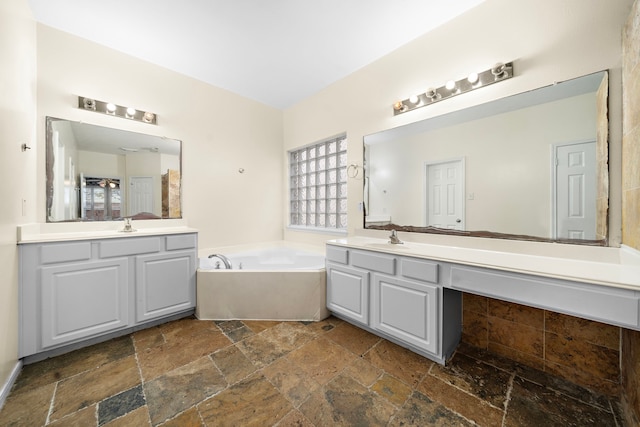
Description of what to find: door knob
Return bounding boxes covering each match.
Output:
[456,219,461,223]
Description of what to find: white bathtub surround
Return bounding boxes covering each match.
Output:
[199,246,325,271]
[196,242,328,321]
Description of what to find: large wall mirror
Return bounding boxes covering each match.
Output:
[46,117,182,222]
[364,71,609,245]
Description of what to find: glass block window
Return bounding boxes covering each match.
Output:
[289,134,348,230]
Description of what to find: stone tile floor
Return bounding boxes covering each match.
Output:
[0,316,626,426]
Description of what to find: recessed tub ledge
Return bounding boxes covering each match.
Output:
[17,220,197,243]
[332,231,640,291]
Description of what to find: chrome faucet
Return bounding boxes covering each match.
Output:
[120,217,136,233]
[208,254,232,269]
[389,229,403,244]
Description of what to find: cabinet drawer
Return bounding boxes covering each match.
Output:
[326,246,349,264]
[352,251,395,274]
[40,242,91,264]
[166,234,197,251]
[450,266,640,329]
[99,237,160,258]
[401,258,439,283]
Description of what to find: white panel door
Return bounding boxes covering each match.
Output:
[426,160,464,230]
[129,176,154,215]
[555,141,596,239]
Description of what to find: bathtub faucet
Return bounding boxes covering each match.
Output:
[208,254,232,269]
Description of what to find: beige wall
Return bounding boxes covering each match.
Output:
[0,0,36,393]
[283,0,632,247]
[623,1,640,249]
[35,24,285,249]
[621,0,640,425]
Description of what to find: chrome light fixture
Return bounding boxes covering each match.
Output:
[393,62,514,115]
[98,178,119,189]
[78,96,158,125]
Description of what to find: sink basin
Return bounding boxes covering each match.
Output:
[362,242,413,251]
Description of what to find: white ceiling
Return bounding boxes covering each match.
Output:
[28,0,485,109]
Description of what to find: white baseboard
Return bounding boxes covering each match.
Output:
[0,361,23,412]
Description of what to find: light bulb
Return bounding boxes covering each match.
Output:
[106,103,117,114]
[408,95,419,104]
[445,80,456,91]
[491,62,506,78]
[143,112,155,123]
[126,107,136,117]
[393,101,404,111]
[467,72,479,84]
[83,98,96,110]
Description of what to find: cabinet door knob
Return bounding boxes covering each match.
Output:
[456,219,461,223]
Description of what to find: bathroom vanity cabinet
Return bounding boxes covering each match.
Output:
[326,245,462,364]
[326,236,640,365]
[19,232,197,359]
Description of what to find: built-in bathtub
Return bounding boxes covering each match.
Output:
[196,243,329,321]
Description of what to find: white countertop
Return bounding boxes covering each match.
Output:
[17,220,198,243]
[328,232,640,291]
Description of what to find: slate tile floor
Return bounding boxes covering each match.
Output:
[0,316,626,426]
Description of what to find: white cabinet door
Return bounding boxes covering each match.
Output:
[41,258,129,349]
[372,274,439,354]
[326,262,370,325]
[135,250,196,323]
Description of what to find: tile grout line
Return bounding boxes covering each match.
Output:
[501,372,516,427]
[131,335,153,427]
[609,399,620,427]
[543,310,547,374]
[417,362,491,425]
[44,381,58,426]
[223,321,316,424]
[422,367,507,413]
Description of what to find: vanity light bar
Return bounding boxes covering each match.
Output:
[393,62,514,116]
[77,96,157,125]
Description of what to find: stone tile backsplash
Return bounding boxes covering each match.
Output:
[461,293,621,396]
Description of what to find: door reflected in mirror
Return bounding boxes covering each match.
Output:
[46,117,182,222]
[364,71,609,245]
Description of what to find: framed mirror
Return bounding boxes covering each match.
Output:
[46,117,182,222]
[364,71,609,245]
